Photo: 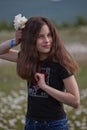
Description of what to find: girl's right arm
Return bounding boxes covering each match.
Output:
[0,49,18,62]
[0,30,22,62]
[0,39,17,55]
[0,39,19,62]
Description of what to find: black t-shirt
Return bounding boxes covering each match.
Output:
[26,59,73,120]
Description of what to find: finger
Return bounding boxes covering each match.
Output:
[35,74,40,81]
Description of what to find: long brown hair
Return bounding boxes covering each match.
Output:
[17,16,79,80]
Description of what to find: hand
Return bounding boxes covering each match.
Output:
[15,29,22,45]
[35,72,46,90]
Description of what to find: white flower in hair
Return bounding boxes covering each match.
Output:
[14,14,28,30]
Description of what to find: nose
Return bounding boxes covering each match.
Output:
[44,36,49,41]
[44,36,49,42]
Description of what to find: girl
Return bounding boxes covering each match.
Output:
[0,16,80,130]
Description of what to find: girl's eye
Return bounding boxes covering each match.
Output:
[48,33,51,37]
[38,33,52,39]
[38,35,43,39]
[39,35,43,38]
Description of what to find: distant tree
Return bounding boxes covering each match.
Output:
[75,16,87,26]
[0,16,87,31]
[0,20,14,30]
[61,22,72,28]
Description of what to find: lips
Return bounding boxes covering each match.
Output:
[42,45,50,48]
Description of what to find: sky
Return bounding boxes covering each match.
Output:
[0,0,87,23]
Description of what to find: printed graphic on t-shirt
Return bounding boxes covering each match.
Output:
[28,67,50,98]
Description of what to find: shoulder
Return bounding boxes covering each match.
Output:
[56,63,73,79]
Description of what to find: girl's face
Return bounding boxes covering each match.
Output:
[36,24,52,60]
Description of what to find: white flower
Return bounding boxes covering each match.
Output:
[14,14,28,30]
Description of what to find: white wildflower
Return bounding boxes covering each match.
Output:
[14,14,28,30]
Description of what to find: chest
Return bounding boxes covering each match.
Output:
[40,65,64,91]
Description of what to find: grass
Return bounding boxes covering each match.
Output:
[76,63,87,89]
[0,31,14,42]
[0,62,26,94]
[59,26,87,44]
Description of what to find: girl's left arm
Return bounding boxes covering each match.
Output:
[45,75,80,108]
[35,73,80,108]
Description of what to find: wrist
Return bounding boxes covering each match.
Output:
[41,84,48,91]
[9,39,15,47]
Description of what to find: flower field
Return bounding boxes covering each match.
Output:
[0,28,87,130]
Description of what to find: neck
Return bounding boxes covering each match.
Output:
[40,54,48,61]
